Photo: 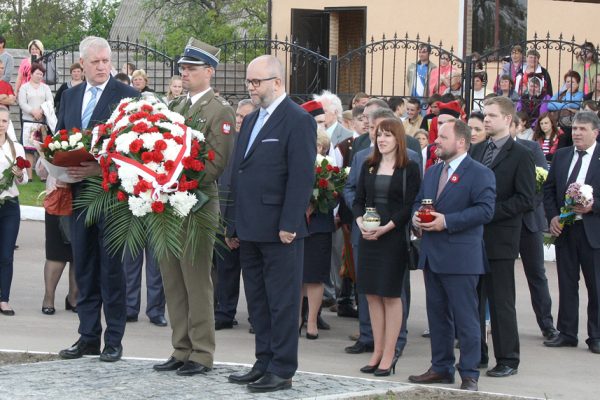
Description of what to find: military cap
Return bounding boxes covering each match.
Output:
[178,37,220,68]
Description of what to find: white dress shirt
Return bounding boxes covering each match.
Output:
[81,79,110,120]
[568,141,596,185]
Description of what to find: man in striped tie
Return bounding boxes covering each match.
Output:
[56,36,139,363]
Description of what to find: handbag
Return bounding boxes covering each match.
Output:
[44,186,72,216]
[402,169,420,271]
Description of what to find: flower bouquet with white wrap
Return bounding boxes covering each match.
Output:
[75,95,219,261]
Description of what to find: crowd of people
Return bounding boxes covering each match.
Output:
[0,34,599,395]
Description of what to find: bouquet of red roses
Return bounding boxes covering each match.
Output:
[77,95,219,260]
[0,155,30,205]
[311,154,349,214]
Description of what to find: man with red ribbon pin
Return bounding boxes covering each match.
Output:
[152,38,235,376]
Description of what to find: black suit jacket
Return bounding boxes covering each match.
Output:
[517,138,548,233]
[471,138,535,259]
[226,96,317,242]
[56,77,140,131]
[543,144,600,249]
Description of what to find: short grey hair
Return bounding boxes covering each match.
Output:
[370,108,396,122]
[237,98,256,110]
[313,90,343,119]
[573,110,600,131]
[80,36,111,60]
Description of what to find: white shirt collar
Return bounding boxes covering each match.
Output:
[575,141,597,157]
[326,121,339,136]
[86,79,109,93]
[446,151,468,175]
[261,92,287,117]
[188,87,212,106]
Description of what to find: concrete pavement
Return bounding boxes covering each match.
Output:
[1,220,596,399]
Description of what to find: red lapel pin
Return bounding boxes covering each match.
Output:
[450,174,459,183]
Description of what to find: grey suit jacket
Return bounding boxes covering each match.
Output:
[330,122,354,147]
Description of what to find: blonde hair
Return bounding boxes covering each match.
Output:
[28,39,44,55]
[131,69,148,83]
[316,128,330,155]
[166,75,183,101]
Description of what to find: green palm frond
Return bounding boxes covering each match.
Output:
[146,209,185,262]
[73,177,116,226]
[104,201,148,259]
[184,203,223,263]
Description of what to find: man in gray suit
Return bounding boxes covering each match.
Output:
[314,90,354,147]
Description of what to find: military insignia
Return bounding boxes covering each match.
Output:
[222,122,231,135]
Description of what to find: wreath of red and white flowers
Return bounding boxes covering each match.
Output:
[91,96,215,218]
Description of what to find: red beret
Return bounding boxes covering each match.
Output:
[301,100,325,117]
[436,100,462,118]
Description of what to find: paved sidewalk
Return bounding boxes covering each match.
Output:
[0,357,415,400]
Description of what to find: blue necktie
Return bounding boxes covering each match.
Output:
[245,108,267,157]
[81,86,99,129]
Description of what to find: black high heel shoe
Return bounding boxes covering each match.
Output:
[374,355,399,376]
[360,363,379,373]
[65,296,77,312]
[306,332,319,340]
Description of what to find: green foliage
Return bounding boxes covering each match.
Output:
[0,0,120,50]
[142,0,267,57]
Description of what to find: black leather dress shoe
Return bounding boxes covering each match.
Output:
[176,360,211,376]
[486,364,518,377]
[586,339,600,354]
[337,304,359,318]
[344,341,374,354]
[215,320,234,330]
[0,307,15,316]
[542,327,559,340]
[126,315,138,322]
[460,377,478,391]
[99,345,123,362]
[153,357,184,371]
[150,315,168,327]
[544,335,578,348]
[228,367,264,384]
[247,373,292,393]
[408,368,455,384]
[59,340,100,359]
[317,315,330,330]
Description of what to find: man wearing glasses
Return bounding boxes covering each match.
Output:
[152,38,236,376]
[226,55,317,392]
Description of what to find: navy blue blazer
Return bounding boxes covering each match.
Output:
[543,144,600,249]
[226,96,317,242]
[56,77,140,131]
[516,138,548,233]
[412,155,496,275]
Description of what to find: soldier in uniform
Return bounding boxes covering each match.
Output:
[152,38,236,376]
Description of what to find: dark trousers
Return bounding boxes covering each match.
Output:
[425,269,480,379]
[479,258,520,368]
[241,239,304,379]
[215,240,241,322]
[555,222,600,341]
[70,208,126,347]
[519,227,554,332]
[0,200,20,302]
[123,247,165,319]
[353,244,410,351]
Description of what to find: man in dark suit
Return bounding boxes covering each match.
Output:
[470,96,535,377]
[409,119,495,392]
[225,55,316,392]
[57,36,139,362]
[509,120,558,340]
[543,111,600,354]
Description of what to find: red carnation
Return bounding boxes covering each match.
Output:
[152,151,164,163]
[154,140,167,151]
[16,156,31,169]
[117,191,128,202]
[164,160,175,171]
[173,136,184,145]
[186,179,198,190]
[141,152,154,163]
[156,174,169,185]
[318,178,329,189]
[108,171,118,184]
[192,160,205,171]
[163,132,173,139]
[207,150,215,161]
[60,133,68,141]
[129,139,143,153]
[132,122,150,133]
[151,201,165,213]
[315,166,322,174]
[333,167,340,173]
[141,104,153,113]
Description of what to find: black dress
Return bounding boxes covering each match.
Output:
[303,210,335,284]
[353,162,421,297]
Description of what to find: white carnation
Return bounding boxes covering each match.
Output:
[162,140,182,161]
[61,141,69,150]
[168,191,198,217]
[190,128,205,142]
[76,142,84,149]
[580,184,594,200]
[117,165,139,181]
[344,167,351,175]
[128,196,151,217]
[115,132,140,153]
[140,132,163,150]
[48,142,56,151]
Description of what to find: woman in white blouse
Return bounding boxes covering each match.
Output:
[18,62,52,177]
[0,106,29,316]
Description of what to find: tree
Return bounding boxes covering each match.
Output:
[84,0,121,39]
[142,0,267,56]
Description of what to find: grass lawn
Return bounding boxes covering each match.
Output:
[18,174,46,206]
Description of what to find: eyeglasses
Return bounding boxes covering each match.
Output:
[244,77,277,87]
